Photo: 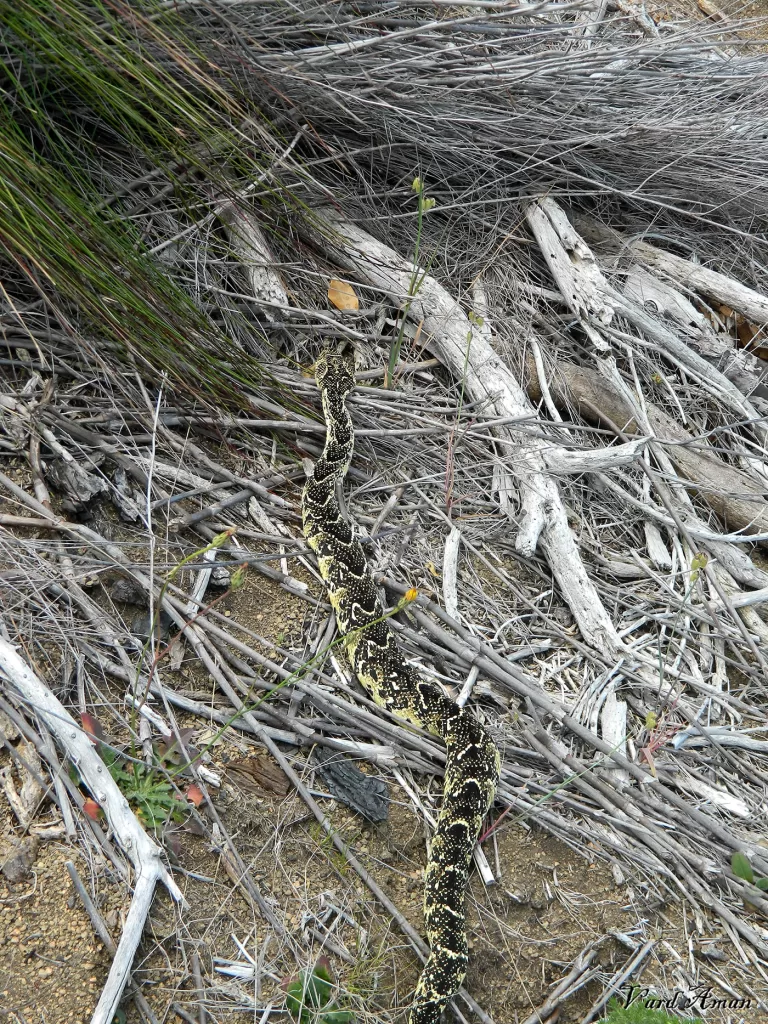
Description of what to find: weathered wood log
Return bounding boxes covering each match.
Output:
[525,356,768,544]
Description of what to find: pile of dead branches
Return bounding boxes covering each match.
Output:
[1,2,768,1022]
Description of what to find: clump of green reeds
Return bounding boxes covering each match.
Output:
[0,0,293,407]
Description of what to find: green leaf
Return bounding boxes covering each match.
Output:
[285,980,307,1020]
[284,961,340,1022]
[304,968,332,1008]
[731,851,754,883]
[755,877,768,891]
[320,1010,354,1024]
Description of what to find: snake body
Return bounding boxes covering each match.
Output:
[302,350,500,1024]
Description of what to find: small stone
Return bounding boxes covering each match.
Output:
[0,836,39,883]
[110,578,146,605]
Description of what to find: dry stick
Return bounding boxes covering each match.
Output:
[390,559,747,728]
[396,618,725,884]
[168,486,254,531]
[520,275,768,545]
[442,525,463,622]
[6,415,757,958]
[65,863,161,1024]
[138,645,302,945]
[137,561,470,984]
[9,615,679,892]
[66,859,118,953]
[171,1004,199,1024]
[528,718,743,897]
[41,409,152,488]
[0,477,295,954]
[81,639,301,748]
[575,217,768,326]
[161,548,496,996]
[155,426,291,511]
[228,705,497,1024]
[525,694,768,950]
[371,481,409,537]
[191,951,207,1024]
[529,198,766,435]
[525,721,720,915]
[0,693,128,878]
[519,943,602,1024]
[38,721,77,838]
[0,639,184,1024]
[51,484,496,1022]
[579,939,656,1024]
[46,580,138,678]
[574,395,768,674]
[158,584,451,768]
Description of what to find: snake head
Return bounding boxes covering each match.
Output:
[314,344,356,397]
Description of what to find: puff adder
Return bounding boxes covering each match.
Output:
[302,349,500,1024]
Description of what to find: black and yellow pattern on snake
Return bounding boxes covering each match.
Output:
[302,350,500,1024]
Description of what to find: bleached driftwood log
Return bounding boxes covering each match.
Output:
[524,356,768,544]
[527,198,765,432]
[574,215,768,410]
[0,638,184,1024]
[222,204,289,322]
[622,265,768,410]
[600,688,629,787]
[578,217,768,325]
[442,526,462,623]
[311,208,630,656]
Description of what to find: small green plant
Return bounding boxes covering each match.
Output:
[106,759,183,829]
[80,712,194,831]
[731,851,768,891]
[284,957,353,1024]
[330,848,351,877]
[599,997,702,1024]
[342,938,389,1000]
[386,175,435,386]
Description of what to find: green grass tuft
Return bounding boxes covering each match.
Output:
[0,0,301,408]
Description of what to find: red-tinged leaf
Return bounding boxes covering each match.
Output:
[81,712,104,745]
[315,955,332,979]
[83,798,101,820]
[186,783,205,807]
[158,729,200,768]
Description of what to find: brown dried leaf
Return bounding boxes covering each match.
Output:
[328,278,359,311]
[186,782,205,807]
[736,317,765,355]
[225,754,290,797]
[81,711,104,745]
[697,0,726,19]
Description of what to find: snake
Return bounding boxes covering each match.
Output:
[302,347,500,1024]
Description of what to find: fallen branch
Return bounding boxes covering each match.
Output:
[0,637,184,1024]
[221,202,290,323]
[528,198,765,432]
[576,216,768,326]
[525,356,768,544]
